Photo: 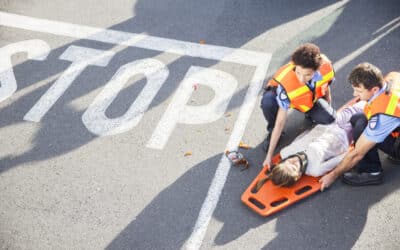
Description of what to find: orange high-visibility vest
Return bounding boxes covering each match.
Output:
[363,72,400,120]
[267,61,334,112]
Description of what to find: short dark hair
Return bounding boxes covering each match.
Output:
[291,43,322,71]
[348,63,384,90]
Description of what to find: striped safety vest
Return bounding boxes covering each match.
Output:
[364,72,400,120]
[267,61,334,112]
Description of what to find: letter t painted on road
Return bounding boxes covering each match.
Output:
[24,45,114,122]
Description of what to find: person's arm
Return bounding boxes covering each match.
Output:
[311,152,346,177]
[263,107,287,167]
[319,134,376,191]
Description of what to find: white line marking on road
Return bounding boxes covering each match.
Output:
[334,16,400,71]
[183,63,270,250]
[0,11,268,66]
[0,11,272,250]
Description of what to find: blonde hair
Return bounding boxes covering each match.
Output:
[270,160,301,187]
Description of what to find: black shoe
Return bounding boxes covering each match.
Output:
[342,171,384,186]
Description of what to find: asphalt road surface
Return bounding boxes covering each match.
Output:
[1,1,400,249]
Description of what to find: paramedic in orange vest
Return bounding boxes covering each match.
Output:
[261,43,336,167]
[320,63,400,190]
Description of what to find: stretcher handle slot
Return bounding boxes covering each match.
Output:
[270,197,289,207]
[295,185,312,195]
[251,184,259,194]
[249,197,266,210]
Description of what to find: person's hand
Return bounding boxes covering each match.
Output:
[263,154,272,169]
[319,171,338,191]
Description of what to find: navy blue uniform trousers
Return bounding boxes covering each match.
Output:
[260,88,336,133]
[351,113,400,172]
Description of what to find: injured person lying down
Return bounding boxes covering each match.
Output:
[268,100,366,187]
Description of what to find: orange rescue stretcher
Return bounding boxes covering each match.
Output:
[241,154,321,217]
[241,97,362,217]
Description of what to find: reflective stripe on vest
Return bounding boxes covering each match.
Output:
[275,63,295,82]
[315,62,335,87]
[387,94,400,115]
[364,71,400,119]
[268,62,334,112]
[287,85,309,100]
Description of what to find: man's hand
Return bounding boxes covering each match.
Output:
[319,171,338,191]
[318,134,376,191]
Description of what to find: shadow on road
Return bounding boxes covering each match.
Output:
[107,1,400,249]
[1,0,400,249]
[0,0,340,172]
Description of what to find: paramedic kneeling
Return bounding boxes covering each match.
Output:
[320,63,400,190]
[261,43,336,167]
